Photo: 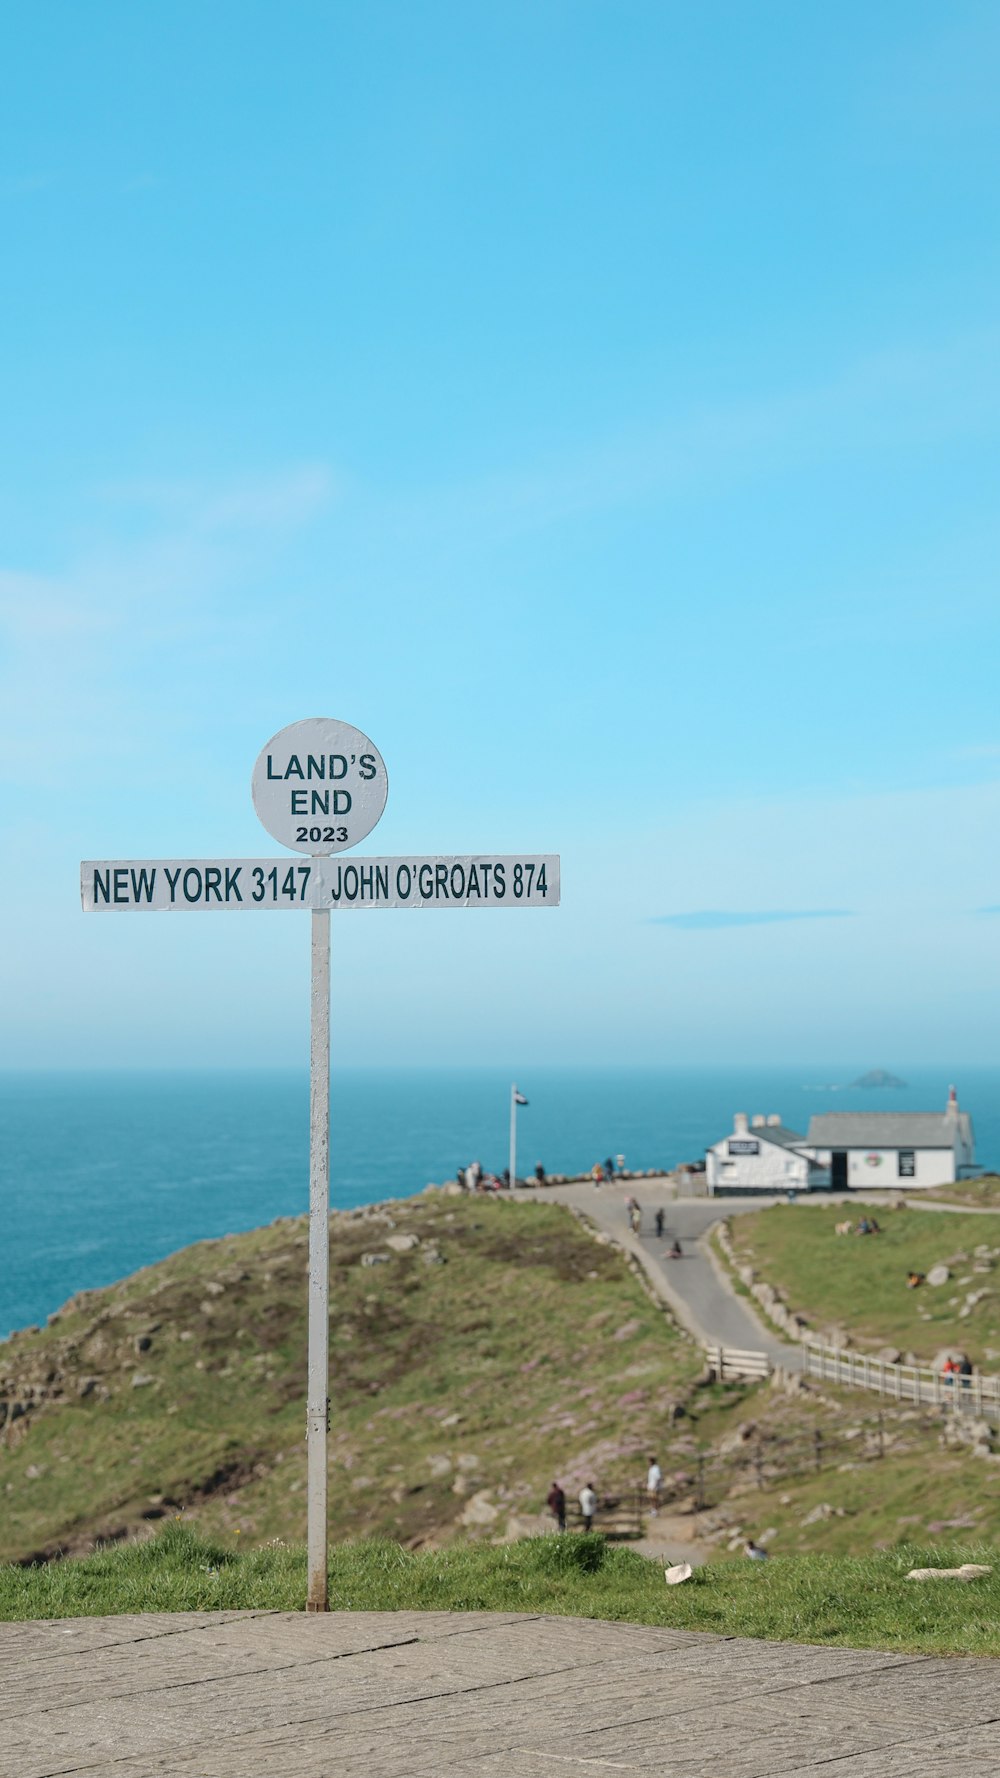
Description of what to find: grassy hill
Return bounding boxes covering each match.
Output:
[726,1204,1000,1364]
[0,1195,697,1564]
[5,1192,1000,1578]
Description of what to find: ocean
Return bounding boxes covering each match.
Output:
[1,1065,997,1338]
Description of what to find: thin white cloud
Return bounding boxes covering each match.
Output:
[96,464,339,533]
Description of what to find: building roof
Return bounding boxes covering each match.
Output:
[753,1125,806,1150]
[805,1112,973,1150]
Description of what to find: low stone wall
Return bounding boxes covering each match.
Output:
[714,1220,812,1342]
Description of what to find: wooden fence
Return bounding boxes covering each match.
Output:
[706,1340,1000,1425]
[802,1343,1000,1422]
[704,1344,771,1381]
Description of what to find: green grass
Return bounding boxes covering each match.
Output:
[0,1198,698,1562]
[924,1178,1000,1209]
[4,1521,1000,1657]
[728,1205,1000,1363]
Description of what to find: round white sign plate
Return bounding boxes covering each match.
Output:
[252,718,388,855]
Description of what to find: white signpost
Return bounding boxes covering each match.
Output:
[81,717,559,1613]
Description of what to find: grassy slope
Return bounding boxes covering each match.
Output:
[0,1197,698,1563]
[3,1520,1000,1656]
[681,1379,1000,1559]
[727,1205,1000,1363]
[925,1178,1000,1209]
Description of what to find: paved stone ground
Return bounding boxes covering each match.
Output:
[5,1609,999,1777]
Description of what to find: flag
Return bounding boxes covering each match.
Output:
[514,1090,528,1105]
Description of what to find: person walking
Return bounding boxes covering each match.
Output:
[646,1456,662,1516]
[547,1481,566,1532]
[534,1161,546,1186]
[654,1208,665,1238]
[578,1483,597,1532]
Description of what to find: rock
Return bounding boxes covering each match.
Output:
[801,1502,842,1525]
[131,1373,155,1389]
[718,1422,757,1454]
[906,1565,992,1582]
[440,1412,463,1427]
[460,1490,499,1527]
[926,1265,950,1287]
[876,1347,902,1364]
[422,1247,446,1265]
[426,1454,452,1478]
[455,1453,481,1473]
[440,1182,464,1197]
[360,1252,391,1267]
[385,1234,419,1252]
[204,1281,225,1296]
[24,1464,44,1480]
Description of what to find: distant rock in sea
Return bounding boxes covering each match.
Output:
[851,1069,906,1090]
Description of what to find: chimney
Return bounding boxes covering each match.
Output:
[945,1085,959,1119]
[767,1114,781,1126]
[751,1115,765,1128]
[734,1113,749,1135]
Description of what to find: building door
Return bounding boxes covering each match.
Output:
[831,1151,848,1191]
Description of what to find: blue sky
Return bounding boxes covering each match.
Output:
[2,1,999,1067]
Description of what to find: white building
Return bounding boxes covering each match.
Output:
[707,1088,975,1193]
[706,1113,827,1194]
[799,1086,975,1190]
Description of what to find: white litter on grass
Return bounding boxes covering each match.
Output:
[905,1564,992,1582]
[664,1562,693,1585]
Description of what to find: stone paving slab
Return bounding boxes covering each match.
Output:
[2,1609,998,1778]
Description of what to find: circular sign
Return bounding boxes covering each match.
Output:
[252,718,388,855]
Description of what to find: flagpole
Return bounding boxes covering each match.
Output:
[509,1082,517,1191]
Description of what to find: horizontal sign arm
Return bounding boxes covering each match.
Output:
[80,856,560,911]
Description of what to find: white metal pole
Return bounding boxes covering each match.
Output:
[509,1083,517,1190]
[306,905,330,1612]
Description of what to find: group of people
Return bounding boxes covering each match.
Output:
[546,1458,664,1534]
[942,1355,974,1386]
[591,1157,619,1184]
[457,1159,507,1192]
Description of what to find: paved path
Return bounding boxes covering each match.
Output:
[547,1182,796,1365]
[6,1608,998,1777]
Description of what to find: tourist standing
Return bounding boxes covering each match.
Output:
[579,1483,597,1532]
[646,1456,662,1516]
[547,1481,566,1532]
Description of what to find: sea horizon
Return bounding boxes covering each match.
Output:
[3,1063,997,1338]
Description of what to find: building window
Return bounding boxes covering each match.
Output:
[898,1150,916,1179]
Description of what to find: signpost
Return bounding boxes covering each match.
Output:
[81,716,559,1612]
